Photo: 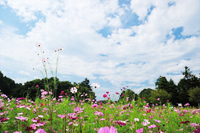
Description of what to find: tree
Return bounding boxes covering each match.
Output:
[155,76,169,91]
[149,89,171,104]
[139,88,154,103]
[0,71,16,97]
[118,89,137,102]
[188,87,200,106]
[78,78,96,100]
[178,66,200,105]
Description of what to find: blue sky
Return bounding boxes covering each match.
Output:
[0,0,200,100]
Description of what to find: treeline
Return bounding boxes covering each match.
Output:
[118,66,200,106]
[0,72,95,101]
[0,66,200,106]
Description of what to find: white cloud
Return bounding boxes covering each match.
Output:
[19,70,30,76]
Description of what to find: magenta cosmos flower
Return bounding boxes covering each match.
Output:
[103,94,107,98]
[98,126,117,133]
[136,128,143,133]
[35,128,47,133]
[92,104,98,108]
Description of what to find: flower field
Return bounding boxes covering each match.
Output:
[0,90,200,133]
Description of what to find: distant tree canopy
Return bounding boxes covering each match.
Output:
[0,66,200,106]
[118,88,138,102]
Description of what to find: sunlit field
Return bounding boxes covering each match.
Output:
[0,90,200,133]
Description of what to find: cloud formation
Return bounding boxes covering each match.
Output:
[0,0,199,99]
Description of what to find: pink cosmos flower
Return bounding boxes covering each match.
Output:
[98,126,117,133]
[74,107,83,113]
[92,104,98,108]
[126,97,129,101]
[106,91,109,94]
[68,122,73,125]
[184,103,190,106]
[1,94,7,98]
[190,123,199,127]
[35,128,47,133]
[136,128,143,133]
[103,94,107,98]
[115,120,126,126]
[134,118,139,122]
[154,119,161,123]
[116,92,119,95]
[148,124,156,129]
[58,115,65,119]
[30,124,37,130]
[157,98,160,101]
[15,116,28,121]
[35,85,39,88]
[94,111,104,116]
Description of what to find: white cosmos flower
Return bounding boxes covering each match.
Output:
[91,83,100,89]
[36,42,42,47]
[70,87,77,94]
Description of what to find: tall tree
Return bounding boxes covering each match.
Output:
[118,89,137,102]
[178,66,200,105]
[139,88,154,103]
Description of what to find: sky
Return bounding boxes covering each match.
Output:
[0,0,200,100]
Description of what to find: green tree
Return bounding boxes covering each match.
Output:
[139,88,154,103]
[155,76,169,91]
[188,87,200,106]
[118,89,137,102]
[178,66,200,105]
[149,89,171,104]
[0,71,16,97]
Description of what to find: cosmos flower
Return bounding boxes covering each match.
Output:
[92,104,98,108]
[70,87,77,94]
[59,47,63,51]
[58,115,65,119]
[136,128,143,133]
[15,116,28,121]
[91,83,100,88]
[103,94,107,98]
[36,43,42,47]
[42,58,47,63]
[35,128,47,133]
[98,126,117,133]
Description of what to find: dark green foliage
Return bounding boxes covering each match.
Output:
[188,87,200,106]
[0,71,16,97]
[118,89,138,102]
[148,89,171,104]
[177,66,200,105]
[139,88,154,103]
